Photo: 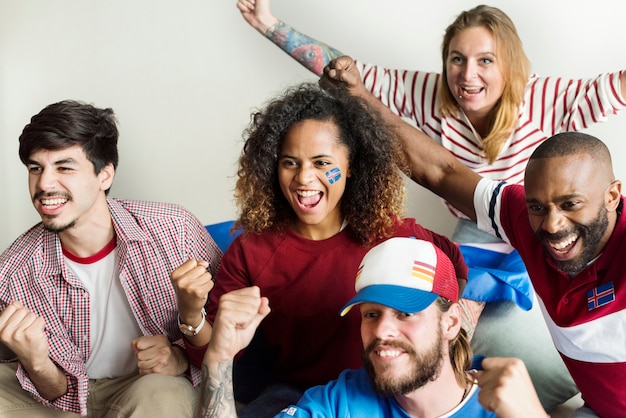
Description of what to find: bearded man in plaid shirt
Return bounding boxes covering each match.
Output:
[0,100,222,417]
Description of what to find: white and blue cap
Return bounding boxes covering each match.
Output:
[340,238,459,316]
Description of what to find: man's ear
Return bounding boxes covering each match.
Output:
[99,163,115,191]
[606,180,622,211]
[442,303,463,339]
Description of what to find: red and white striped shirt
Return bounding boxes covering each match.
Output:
[355,62,625,216]
[0,198,221,415]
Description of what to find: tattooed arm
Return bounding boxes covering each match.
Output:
[198,360,237,418]
[196,287,271,418]
[236,0,344,75]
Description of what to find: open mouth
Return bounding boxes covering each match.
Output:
[41,197,68,208]
[376,348,403,359]
[38,196,69,214]
[460,86,484,97]
[296,190,322,209]
[545,234,579,260]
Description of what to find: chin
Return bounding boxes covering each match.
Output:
[43,219,76,233]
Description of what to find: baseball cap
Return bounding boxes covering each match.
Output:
[340,237,459,316]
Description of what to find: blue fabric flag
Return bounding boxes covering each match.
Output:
[459,245,534,311]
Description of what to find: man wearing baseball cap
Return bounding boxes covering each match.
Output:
[198,238,546,417]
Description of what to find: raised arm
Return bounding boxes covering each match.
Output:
[320,56,482,221]
[171,259,215,348]
[196,287,270,418]
[237,0,344,76]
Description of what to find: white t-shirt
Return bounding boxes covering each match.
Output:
[65,246,143,378]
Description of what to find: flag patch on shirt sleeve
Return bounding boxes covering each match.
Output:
[284,407,298,416]
[587,281,615,311]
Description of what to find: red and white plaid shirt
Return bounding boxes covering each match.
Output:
[0,198,221,415]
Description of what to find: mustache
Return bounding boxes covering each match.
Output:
[535,228,576,242]
[364,338,415,356]
[33,191,71,201]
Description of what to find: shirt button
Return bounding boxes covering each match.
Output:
[563,298,569,304]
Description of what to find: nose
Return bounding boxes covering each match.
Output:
[541,208,566,234]
[34,167,58,191]
[294,163,315,185]
[371,312,399,340]
[461,60,477,80]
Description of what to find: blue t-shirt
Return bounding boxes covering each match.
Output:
[275,367,496,417]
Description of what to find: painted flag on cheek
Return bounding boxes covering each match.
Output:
[326,167,342,184]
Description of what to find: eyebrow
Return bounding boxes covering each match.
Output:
[27,157,79,166]
[449,49,496,57]
[279,154,332,159]
[525,193,582,204]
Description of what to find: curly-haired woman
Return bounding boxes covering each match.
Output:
[174,83,469,417]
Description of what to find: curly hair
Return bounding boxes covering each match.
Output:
[439,5,531,163]
[234,82,407,245]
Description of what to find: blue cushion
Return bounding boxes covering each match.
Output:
[205,220,242,253]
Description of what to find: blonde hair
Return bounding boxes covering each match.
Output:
[439,5,531,163]
[436,298,473,387]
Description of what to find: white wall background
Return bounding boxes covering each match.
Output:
[1,0,625,251]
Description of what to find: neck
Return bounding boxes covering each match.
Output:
[291,214,345,241]
[59,202,115,257]
[464,109,493,139]
[393,365,467,418]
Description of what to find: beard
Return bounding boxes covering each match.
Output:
[43,218,77,233]
[34,191,76,233]
[362,327,444,396]
[536,206,609,276]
